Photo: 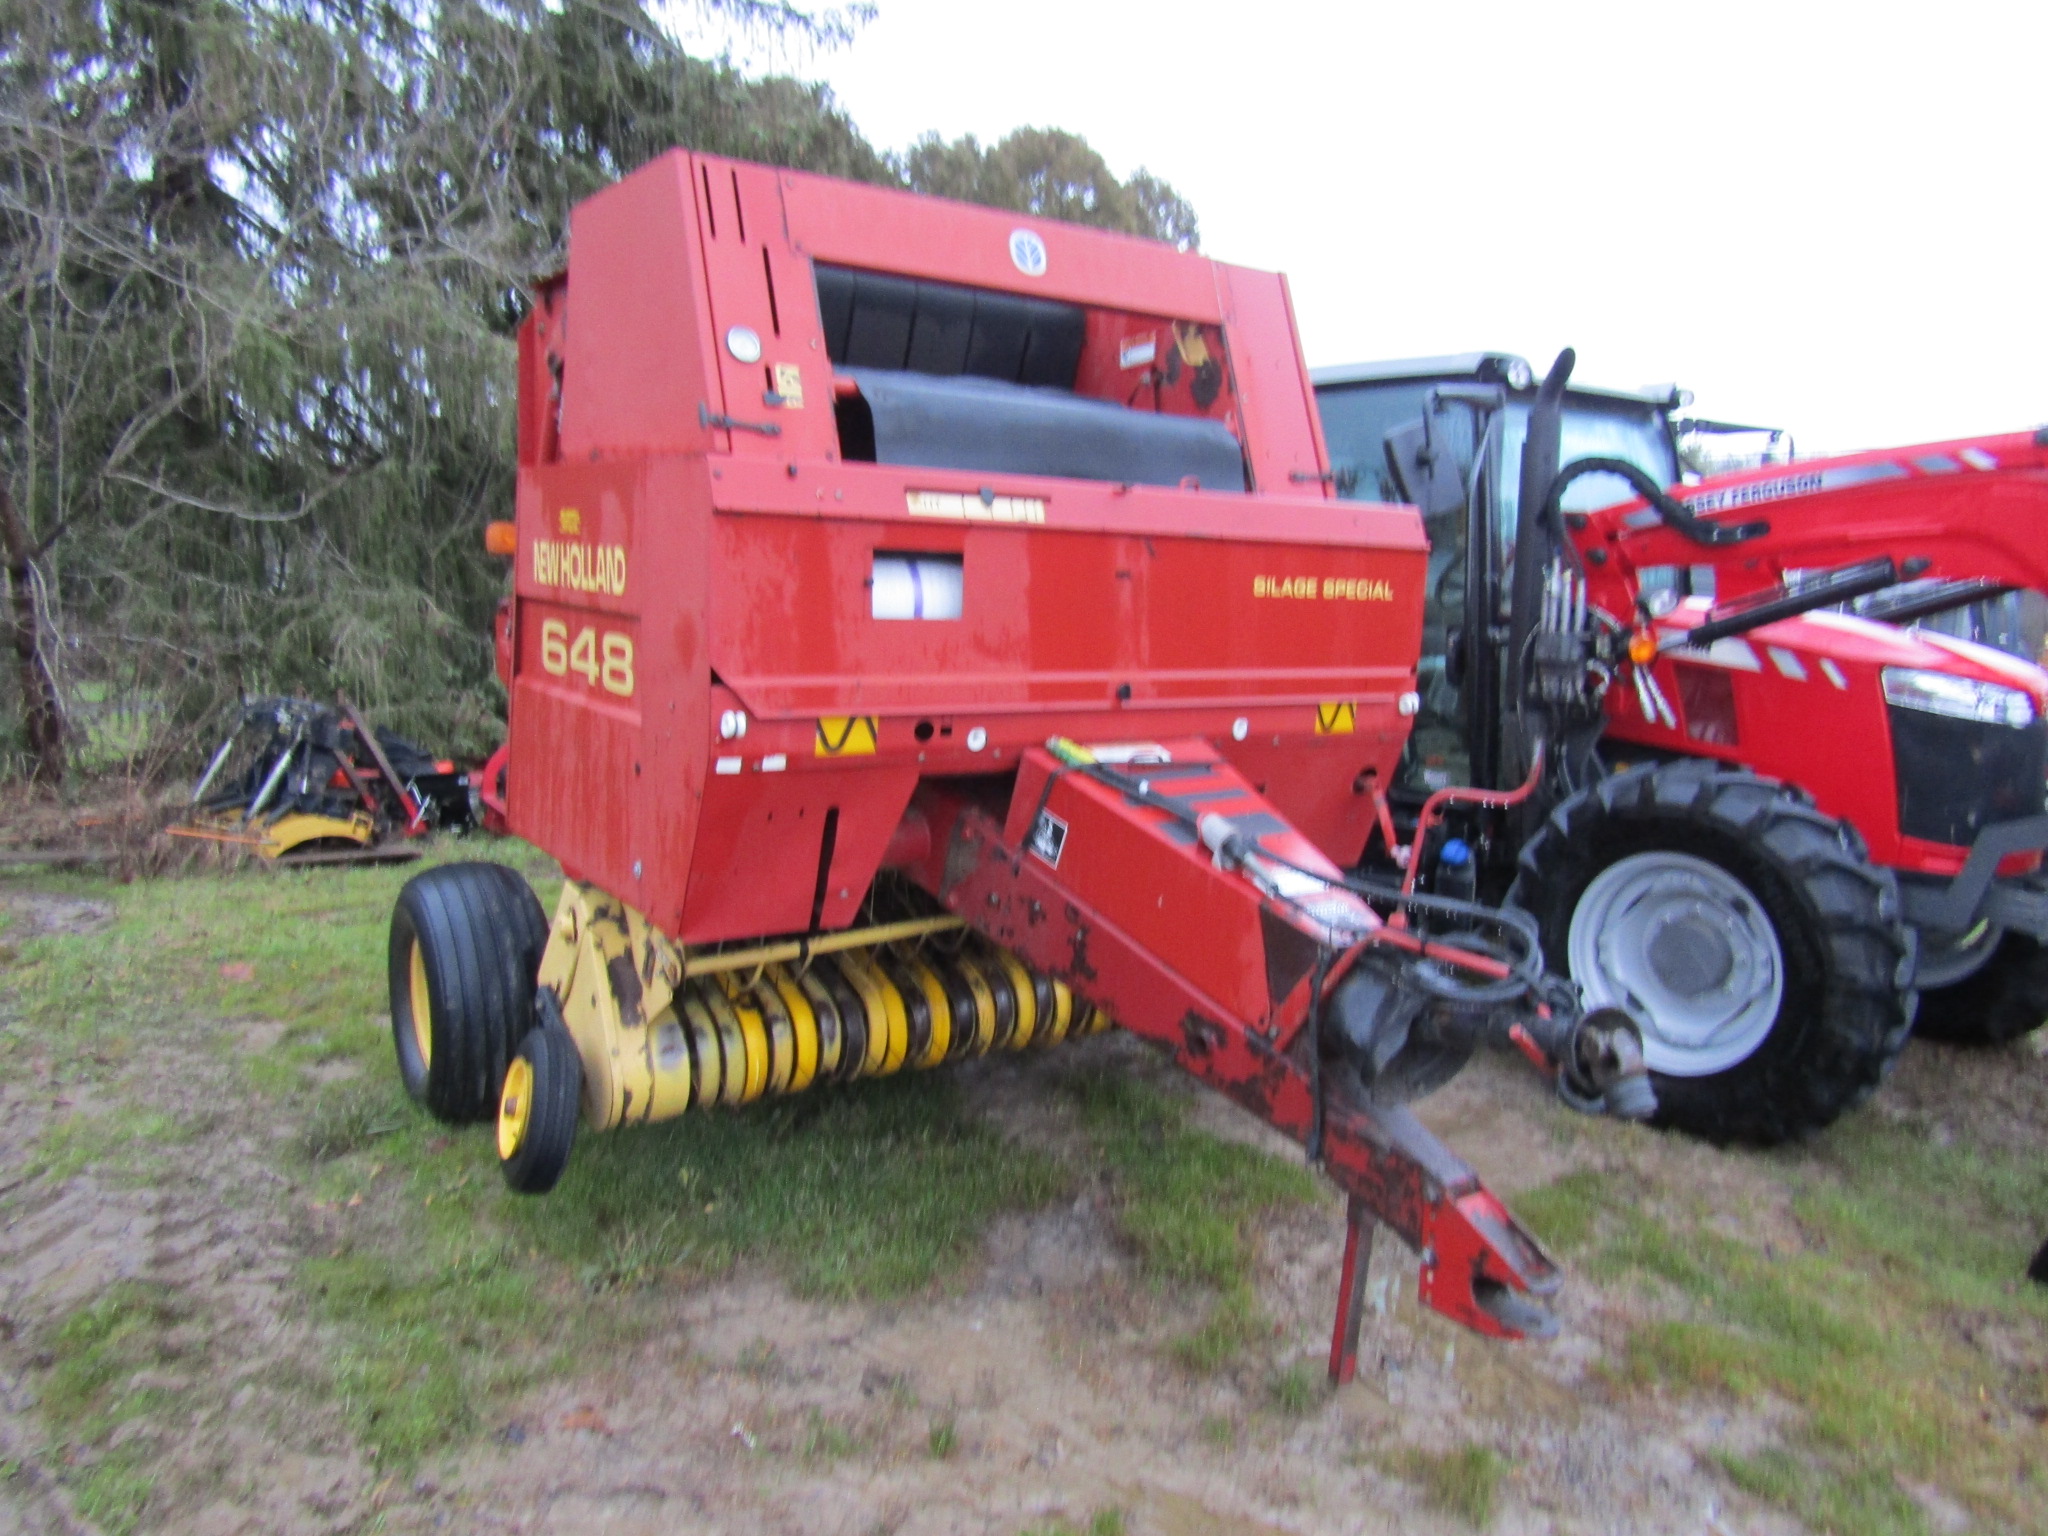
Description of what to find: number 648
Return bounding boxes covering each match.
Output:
[539,619,634,697]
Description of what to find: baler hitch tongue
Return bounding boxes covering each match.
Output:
[1318,1084,1565,1384]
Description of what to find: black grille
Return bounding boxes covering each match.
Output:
[1890,706,2048,846]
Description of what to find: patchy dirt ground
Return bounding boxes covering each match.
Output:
[0,878,2042,1535]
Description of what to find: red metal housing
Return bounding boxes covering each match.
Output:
[505,152,1426,937]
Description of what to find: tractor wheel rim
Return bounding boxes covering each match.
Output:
[498,1056,533,1160]
[1567,850,1784,1078]
[407,940,433,1069]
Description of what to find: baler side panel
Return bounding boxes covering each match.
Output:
[509,456,712,926]
[681,764,920,942]
[557,152,722,460]
[703,503,1424,715]
[1214,264,1331,494]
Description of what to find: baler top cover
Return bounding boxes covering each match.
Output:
[506,152,1430,943]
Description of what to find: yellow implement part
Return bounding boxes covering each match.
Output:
[829,952,889,1076]
[894,954,953,1068]
[714,979,771,1103]
[994,950,1037,1048]
[683,915,965,977]
[1042,977,1076,1046]
[261,810,376,860]
[536,883,684,1130]
[834,951,907,1076]
[408,939,433,1068]
[744,974,797,1097]
[700,985,751,1107]
[532,879,1112,1135]
[645,1005,693,1121]
[768,966,820,1093]
[498,1055,533,1160]
[955,953,998,1056]
[793,967,844,1082]
[681,993,725,1109]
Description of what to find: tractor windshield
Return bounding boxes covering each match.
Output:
[1503,393,1679,524]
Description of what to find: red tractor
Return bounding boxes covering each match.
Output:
[1315,351,2048,1143]
[387,154,1662,1373]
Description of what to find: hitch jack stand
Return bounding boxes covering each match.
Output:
[1328,1195,1379,1384]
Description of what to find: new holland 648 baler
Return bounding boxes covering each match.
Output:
[387,151,1650,1373]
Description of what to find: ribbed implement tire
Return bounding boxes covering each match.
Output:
[498,1012,581,1195]
[388,861,545,1123]
[1507,761,1914,1145]
[483,864,552,1009]
[1913,932,2048,1045]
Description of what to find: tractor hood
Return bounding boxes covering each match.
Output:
[1654,600,2048,706]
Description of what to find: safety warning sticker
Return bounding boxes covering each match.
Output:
[815,715,879,756]
[1027,808,1068,868]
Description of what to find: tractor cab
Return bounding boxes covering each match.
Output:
[1313,353,1684,799]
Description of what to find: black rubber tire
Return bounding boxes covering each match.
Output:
[1913,932,2048,1045]
[388,861,545,1123]
[482,864,551,1007]
[1507,761,1914,1145]
[499,1011,581,1195]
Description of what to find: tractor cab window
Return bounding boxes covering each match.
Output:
[1317,377,1684,798]
[1318,377,1482,791]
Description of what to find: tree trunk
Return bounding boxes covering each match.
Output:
[0,485,67,787]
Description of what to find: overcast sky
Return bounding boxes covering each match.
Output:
[727,0,2046,456]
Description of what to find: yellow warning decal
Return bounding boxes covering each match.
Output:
[772,362,804,408]
[815,715,879,756]
[1315,702,1357,735]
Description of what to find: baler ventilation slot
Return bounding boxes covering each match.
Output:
[815,265,1085,387]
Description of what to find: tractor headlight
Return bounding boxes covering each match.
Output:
[1881,667,2037,729]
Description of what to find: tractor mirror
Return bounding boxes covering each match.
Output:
[1383,416,1469,519]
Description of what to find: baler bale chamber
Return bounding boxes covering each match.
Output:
[387,151,1651,1371]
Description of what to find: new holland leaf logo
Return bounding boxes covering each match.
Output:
[815,716,878,756]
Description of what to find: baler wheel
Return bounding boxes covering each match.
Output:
[1508,761,1913,1144]
[389,862,543,1123]
[1912,931,2048,1045]
[484,864,550,1002]
[498,1010,580,1194]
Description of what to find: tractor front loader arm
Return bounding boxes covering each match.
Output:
[1568,427,2048,619]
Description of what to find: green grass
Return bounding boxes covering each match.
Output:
[32,1283,186,1534]
[0,843,1073,1468]
[1267,1360,1322,1415]
[1020,1512,1123,1536]
[1400,1443,1506,1528]
[1517,1109,2048,1531]
[1064,1067,1319,1370]
[1716,1448,1931,1536]
[927,1414,957,1458]
[507,1073,1070,1299]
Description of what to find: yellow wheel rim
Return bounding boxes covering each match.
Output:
[498,1055,533,1160]
[408,939,434,1068]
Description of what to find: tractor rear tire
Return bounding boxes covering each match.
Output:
[1507,761,1914,1145]
[389,861,545,1123]
[498,1008,581,1195]
[1912,932,2048,1045]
